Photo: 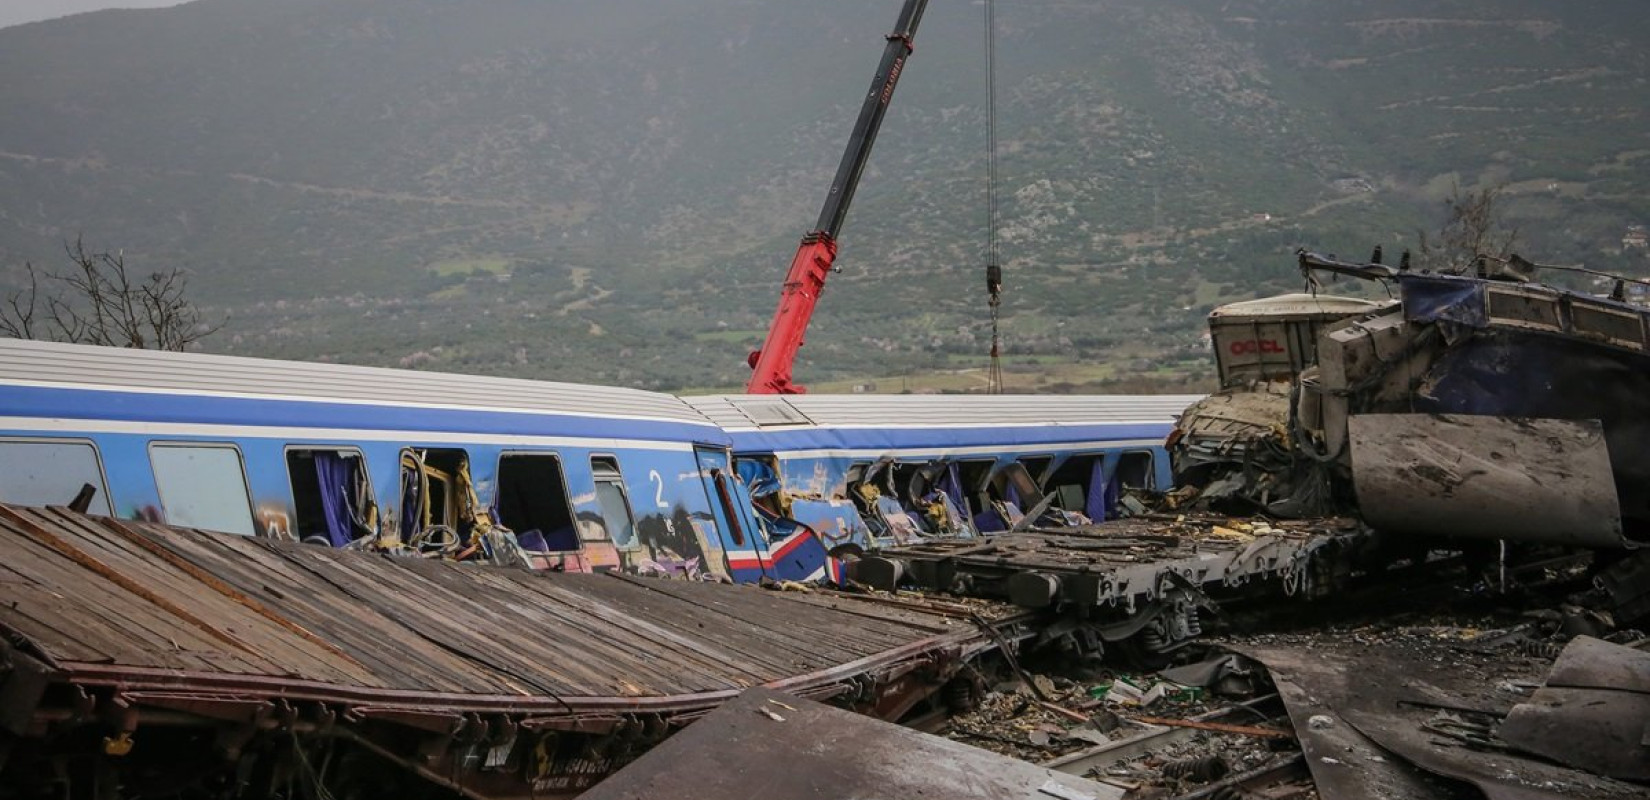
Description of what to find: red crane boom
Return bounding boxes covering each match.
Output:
[745,0,930,394]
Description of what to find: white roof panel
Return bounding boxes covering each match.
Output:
[684,393,1201,430]
[0,338,717,426]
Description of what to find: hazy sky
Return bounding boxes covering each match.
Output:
[0,0,187,30]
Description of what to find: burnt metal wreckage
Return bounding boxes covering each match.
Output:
[1171,246,1650,545]
[1169,246,1650,620]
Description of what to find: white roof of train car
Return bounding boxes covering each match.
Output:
[683,393,1202,431]
[0,338,717,425]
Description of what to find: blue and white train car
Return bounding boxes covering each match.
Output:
[684,393,1199,563]
[0,338,821,583]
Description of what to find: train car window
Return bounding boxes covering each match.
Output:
[399,448,478,551]
[286,448,376,547]
[1018,455,1054,484]
[956,459,996,516]
[734,455,783,517]
[495,453,579,552]
[710,468,746,547]
[1118,451,1155,490]
[150,443,256,536]
[590,457,638,549]
[889,462,922,505]
[0,439,112,515]
[1045,454,1102,514]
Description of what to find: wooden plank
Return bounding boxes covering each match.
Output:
[126,523,488,692]
[86,513,372,672]
[0,518,247,669]
[485,571,767,692]
[273,548,586,696]
[0,507,259,656]
[38,510,325,676]
[596,578,906,672]
[617,578,927,658]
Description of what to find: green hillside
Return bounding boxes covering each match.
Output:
[1,0,1646,391]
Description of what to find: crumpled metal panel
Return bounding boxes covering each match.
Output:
[1410,333,1650,534]
[1499,636,1650,782]
[1348,414,1624,547]
[1540,635,1650,694]
[1500,688,1650,783]
[1245,640,1647,800]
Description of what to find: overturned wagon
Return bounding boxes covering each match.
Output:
[0,504,1024,799]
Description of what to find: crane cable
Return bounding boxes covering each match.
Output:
[984,0,1004,394]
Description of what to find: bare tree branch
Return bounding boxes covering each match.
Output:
[1417,181,1521,274]
[2,238,222,350]
[0,262,42,340]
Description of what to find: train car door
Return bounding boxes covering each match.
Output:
[693,446,772,581]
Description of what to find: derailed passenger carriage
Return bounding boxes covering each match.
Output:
[0,338,826,584]
[684,392,1198,555]
[678,396,1374,663]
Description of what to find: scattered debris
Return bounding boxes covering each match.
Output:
[581,688,1127,800]
[1243,627,1647,799]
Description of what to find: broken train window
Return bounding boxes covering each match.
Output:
[287,447,377,547]
[975,461,1045,532]
[494,452,580,553]
[1040,450,1157,524]
[590,456,638,550]
[400,447,501,554]
[845,458,929,545]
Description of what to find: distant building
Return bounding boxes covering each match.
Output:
[851,382,877,394]
[1625,225,1648,250]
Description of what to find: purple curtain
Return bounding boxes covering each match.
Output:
[314,453,356,547]
[1085,458,1109,522]
[938,463,972,525]
[1005,479,1021,509]
[1085,457,1122,523]
[975,507,1007,533]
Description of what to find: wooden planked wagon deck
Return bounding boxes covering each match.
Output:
[0,503,1017,796]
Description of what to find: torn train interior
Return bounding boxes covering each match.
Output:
[1171,248,1650,551]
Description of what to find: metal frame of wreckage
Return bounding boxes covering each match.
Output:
[0,504,1030,799]
[847,518,1363,656]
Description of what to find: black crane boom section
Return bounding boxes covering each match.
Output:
[814,0,929,238]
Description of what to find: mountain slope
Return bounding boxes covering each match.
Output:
[1,0,1646,391]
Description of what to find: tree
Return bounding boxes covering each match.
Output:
[1416,182,1521,274]
[1,238,220,350]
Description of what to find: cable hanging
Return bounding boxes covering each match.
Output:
[983,0,1004,394]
